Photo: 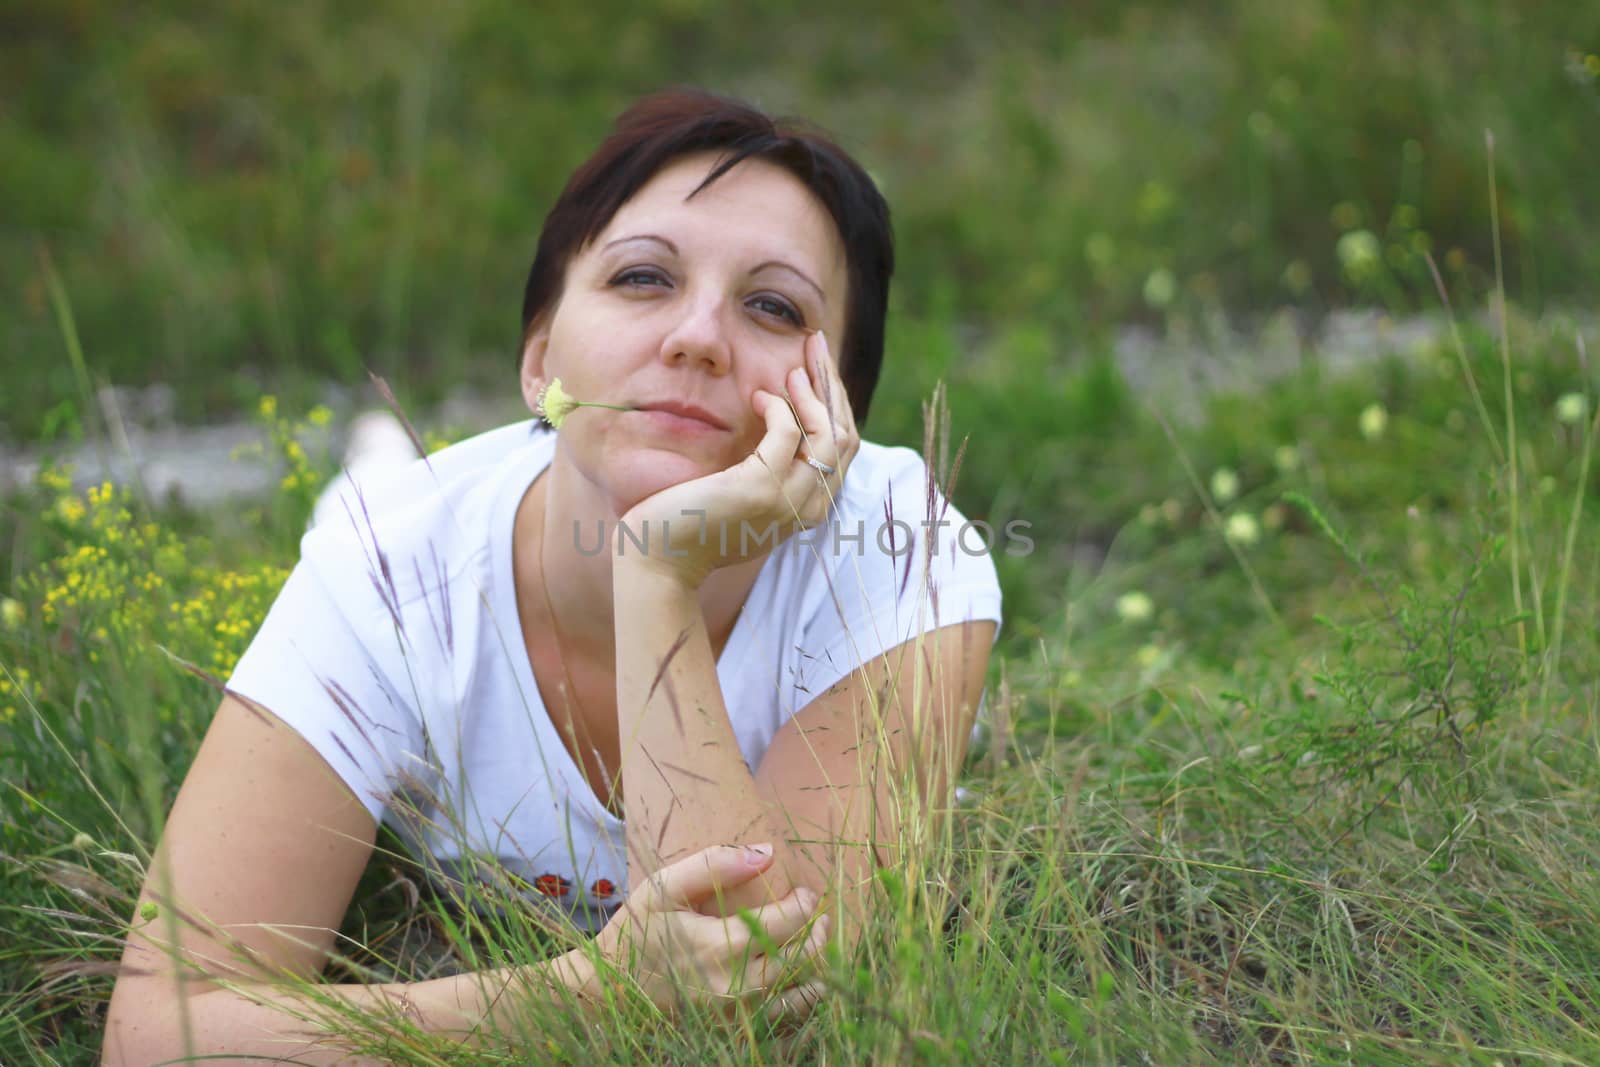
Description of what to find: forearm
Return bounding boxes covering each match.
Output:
[102,951,598,1066]
[612,558,799,905]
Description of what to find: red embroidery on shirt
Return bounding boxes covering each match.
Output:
[533,873,571,897]
[591,878,616,899]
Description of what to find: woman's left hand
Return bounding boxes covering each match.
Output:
[620,329,859,588]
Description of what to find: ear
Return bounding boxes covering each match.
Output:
[519,323,551,416]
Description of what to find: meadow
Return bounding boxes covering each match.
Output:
[3,304,1597,1063]
[4,2,1600,1063]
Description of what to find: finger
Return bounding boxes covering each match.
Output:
[641,843,774,911]
[740,911,831,991]
[736,886,820,951]
[765,978,828,1025]
[786,338,837,443]
[797,334,858,488]
[809,330,858,445]
[748,386,809,479]
[808,330,843,438]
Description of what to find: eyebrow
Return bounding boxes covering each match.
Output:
[752,260,825,304]
[602,233,678,255]
[601,234,826,305]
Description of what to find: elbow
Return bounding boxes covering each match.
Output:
[101,981,164,1067]
[101,978,217,1067]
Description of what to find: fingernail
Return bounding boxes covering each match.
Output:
[744,842,774,862]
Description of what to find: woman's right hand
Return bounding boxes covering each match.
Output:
[589,843,829,1021]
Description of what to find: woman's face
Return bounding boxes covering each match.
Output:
[521,152,850,515]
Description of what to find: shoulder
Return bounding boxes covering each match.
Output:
[300,420,549,617]
[830,439,1003,576]
[786,437,1004,622]
[836,440,930,508]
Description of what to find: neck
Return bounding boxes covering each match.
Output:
[516,448,767,659]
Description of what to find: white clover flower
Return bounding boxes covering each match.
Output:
[1337,229,1382,277]
[0,598,23,630]
[1359,402,1388,441]
[72,832,95,851]
[1136,643,1163,668]
[1143,268,1177,309]
[1225,512,1261,546]
[1210,467,1240,504]
[1555,392,1589,425]
[1272,445,1300,473]
[1281,259,1313,295]
[1116,591,1154,623]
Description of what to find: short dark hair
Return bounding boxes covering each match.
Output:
[520,89,894,425]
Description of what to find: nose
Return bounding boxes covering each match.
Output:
[657,294,732,375]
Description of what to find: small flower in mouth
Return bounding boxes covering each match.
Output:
[536,377,633,429]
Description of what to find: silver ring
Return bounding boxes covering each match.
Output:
[804,455,837,477]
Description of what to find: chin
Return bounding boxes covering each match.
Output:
[603,449,723,510]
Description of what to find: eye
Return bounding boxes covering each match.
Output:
[749,293,805,327]
[609,267,670,289]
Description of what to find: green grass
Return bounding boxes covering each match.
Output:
[2,301,1597,1062]
[5,1,1599,441]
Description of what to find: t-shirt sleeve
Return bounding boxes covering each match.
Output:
[227,547,425,825]
[792,457,1005,709]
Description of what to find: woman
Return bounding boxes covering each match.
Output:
[103,89,1002,1063]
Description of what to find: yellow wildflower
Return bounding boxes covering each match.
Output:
[536,378,632,429]
[537,378,579,428]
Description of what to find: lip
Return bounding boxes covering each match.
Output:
[632,399,731,431]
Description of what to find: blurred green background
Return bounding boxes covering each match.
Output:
[4,0,1597,444]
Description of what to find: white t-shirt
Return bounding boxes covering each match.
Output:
[229,420,1004,931]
